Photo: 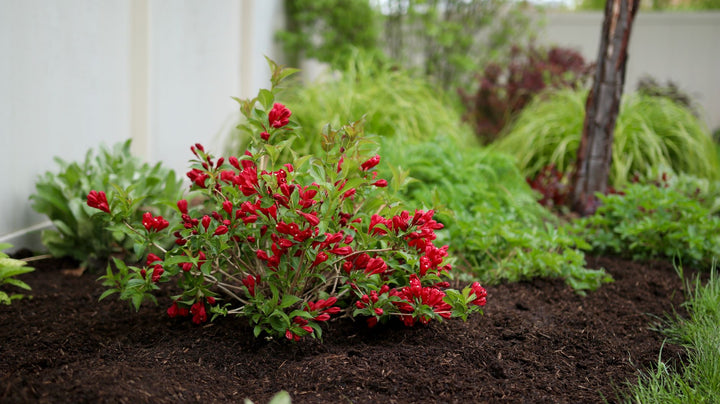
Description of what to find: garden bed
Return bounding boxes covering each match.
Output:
[1,253,689,403]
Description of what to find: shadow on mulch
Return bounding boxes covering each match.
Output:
[0,252,691,403]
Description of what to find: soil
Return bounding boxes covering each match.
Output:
[0,253,692,404]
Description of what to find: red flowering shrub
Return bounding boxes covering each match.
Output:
[92,59,486,341]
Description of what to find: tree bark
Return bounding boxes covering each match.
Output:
[570,0,640,216]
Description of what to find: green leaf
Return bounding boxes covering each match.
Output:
[279,294,301,309]
[258,89,274,110]
[98,289,118,301]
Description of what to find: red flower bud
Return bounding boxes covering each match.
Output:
[213,225,229,236]
[87,190,111,213]
[361,155,381,171]
[177,199,188,214]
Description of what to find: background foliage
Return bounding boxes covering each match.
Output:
[30,140,183,268]
[493,89,720,187]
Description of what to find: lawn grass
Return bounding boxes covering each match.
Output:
[627,266,720,403]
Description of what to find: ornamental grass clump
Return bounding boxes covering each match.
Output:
[90,60,487,341]
[493,89,720,188]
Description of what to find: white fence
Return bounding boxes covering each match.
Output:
[0,0,284,250]
[541,11,720,131]
[1,2,718,251]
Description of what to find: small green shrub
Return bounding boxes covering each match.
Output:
[0,244,34,305]
[380,135,611,292]
[493,89,720,187]
[569,174,720,266]
[30,140,183,268]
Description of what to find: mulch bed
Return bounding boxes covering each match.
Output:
[1,252,691,403]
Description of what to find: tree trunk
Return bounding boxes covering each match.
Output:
[570,0,640,216]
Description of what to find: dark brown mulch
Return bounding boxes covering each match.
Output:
[0,253,691,404]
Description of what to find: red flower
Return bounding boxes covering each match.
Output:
[186,168,209,188]
[146,253,162,265]
[167,301,188,318]
[190,301,207,324]
[151,264,164,282]
[206,296,216,305]
[222,200,233,216]
[372,179,388,187]
[87,190,111,213]
[361,155,380,171]
[328,246,352,256]
[312,251,328,267]
[142,212,169,232]
[242,275,256,296]
[297,210,320,226]
[364,257,387,276]
[268,103,291,128]
[261,131,270,141]
[213,225,229,236]
[374,307,384,316]
[470,282,487,306]
[177,199,188,214]
[201,215,211,231]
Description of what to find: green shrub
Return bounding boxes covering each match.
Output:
[493,89,720,187]
[380,135,611,292]
[0,244,34,305]
[30,140,183,268]
[569,174,720,266]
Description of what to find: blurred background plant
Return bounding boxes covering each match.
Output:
[227,51,478,158]
[277,0,537,91]
[276,0,383,70]
[30,140,184,269]
[492,88,720,188]
[459,44,593,144]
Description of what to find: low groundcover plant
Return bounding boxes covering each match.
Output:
[89,60,487,341]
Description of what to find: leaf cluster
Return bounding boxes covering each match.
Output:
[0,244,34,305]
[30,140,184,268]
[569,174,720,266]
[380,135,611,292]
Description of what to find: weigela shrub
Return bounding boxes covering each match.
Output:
[91,60,486,341]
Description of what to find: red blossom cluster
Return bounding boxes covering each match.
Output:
[87,91,487,341]
[86,190,110,213]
